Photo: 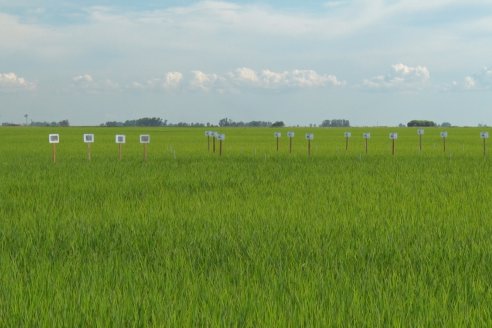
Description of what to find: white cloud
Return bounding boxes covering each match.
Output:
[362,63,430,90]
[189,70,221,91]
[71,74,119,92]
[460,67,492,90]
[228,67,344,89]
[164,72,183,89]
[0,72,36,91]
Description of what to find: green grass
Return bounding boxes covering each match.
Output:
[0,127,491,326]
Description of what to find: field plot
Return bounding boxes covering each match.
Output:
[1,127,491,326]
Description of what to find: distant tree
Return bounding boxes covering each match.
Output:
[58,120,70,127]
[320,119,350,127]
[441,122,452,127]
[271,121,284,127]
[407,120,436,127]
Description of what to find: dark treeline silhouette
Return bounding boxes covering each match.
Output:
[407,120,437,127]
[102,117,213,127]
[218,118,284,127]
[320,119,350,127]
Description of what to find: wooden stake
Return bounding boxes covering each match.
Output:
[213,137,216,153]
[345,137,348,151]
[365,139,368,154]
[144,144,148,161]
[308,139,311,157]
[118,143,122,161]
[52,144,56,164]
[484,139,487,157]
[289,137,292,154]
[392,139,395,156]
[276,137,279,152]
[443,137,446,152]
[87,143,91,161]
[208,136,210,152]
[419,134,422,152]
[219,140,222,156]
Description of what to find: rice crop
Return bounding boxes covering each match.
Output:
[0,126,491,326]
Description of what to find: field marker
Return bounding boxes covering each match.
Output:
[363,133,371,154]
[344,132,351,151]
[83,134,94,161]
[305,133,314,157]
[274,132,281,151]
[389,132,398,155]
[417,129,424,151]
[49,134,59,163]
[481,132,489,156]
[217,134,225,156]
[212,131,218,153]
[440,131,448,152]
[205,131,212,152]
[140,134,150,161]
[115,134,125,160]
[287,131,294,153]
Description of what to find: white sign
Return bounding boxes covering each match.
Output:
[140,135,150,144]
[440,131,448,138]
[49,134,59,144]
[363,133,371,139]
[344,132,351,138]
[305,133,314,140]
[217,134,225,141]
[274,132,281,138]
[213,131,220,138]
[481,132,489,139]
[287,131,295,138]
[83,134,94,143]
[389,133,398,140]
[115,135,126,144]
[417,129,424,135]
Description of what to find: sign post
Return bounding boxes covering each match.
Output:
[287,131,294,153]
[49,134,59,163]
[417,129,424,151]
[115,135,126,160]
[389,133,398,155]
[205,131,211,152]
[440,131,448,152]
[213,132,217,153]
[83,134,94,160]
[140,135,150,161]
[481,132,489,156]
[305,133,314,157]
[217,134,225,156]
[344,132,351,151]
[274,132,281,151]
[363,133,371,154]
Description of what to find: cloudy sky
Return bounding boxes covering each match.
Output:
[1,0,492,126]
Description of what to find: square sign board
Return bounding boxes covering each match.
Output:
[481,132,489,139]
[363,133,371,139]
[115,135,126,144]
[287,131,295,138]
[274,132,281,138]
[389,133,398,140]
[440,131,448,138]
[344,132,351,138]
[417,129,424,135]
[49,134,59,144]
[217,134,225,141]
[83,134,94,143]
[140,135,150,144]
[305,133,314,140]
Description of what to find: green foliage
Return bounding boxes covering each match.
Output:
[407,120,437,127]
[0,127,491,326]
[320,119,350,127]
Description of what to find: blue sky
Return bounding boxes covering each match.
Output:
[1,0,492,126]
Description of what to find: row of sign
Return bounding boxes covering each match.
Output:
[268,131,489,140]
[49,134,150,144]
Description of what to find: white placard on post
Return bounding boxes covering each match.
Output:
[204,131,210,137]
[83,134,94,143]
[480,132,489,139]
[217,134,225,141]
[49,134,60,144]
[140,135,150,144]
[363,133,371,139]
[115,135,126,144]
[274,132,281,138]
[389,133,398,140]
[305,133,314,140]
[440,131,448,138]
[417,129,424,135]
[287,131,295,138]
[344,132,351,138]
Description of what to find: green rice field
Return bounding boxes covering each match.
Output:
[1,126,491,326]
